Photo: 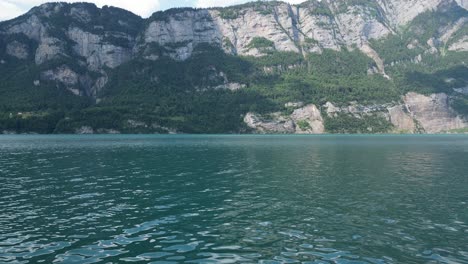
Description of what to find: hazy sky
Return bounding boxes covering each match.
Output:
[0,0,305,21]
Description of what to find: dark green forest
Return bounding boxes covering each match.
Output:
[0,2,467,134]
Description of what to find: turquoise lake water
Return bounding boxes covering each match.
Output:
[0,135,467,263]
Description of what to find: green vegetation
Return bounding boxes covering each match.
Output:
[217,0,278,19]
[335,0,381,17]
[409,4,467,45]
[297,120,311,131]
[1,36,467,134]
[307,49,373,76]
[446,127,468,133]
[44,3,143,37]
[223,37,235,51]
[219,9,240,20]
[370,35,423,64]
[0,57,91,113]
[148,8,200,22]
[0,43,429,134]
[308,3,333,17]
[324,114,393,134]
[0,111,65,134]
[447,24,468,47]
[21,43,401,133]
[452,96,468,116]
[246,37,275,50]
[371,3,468,64]
[397,65,468,95]
[1,1,468,134]
[243,51,303,67]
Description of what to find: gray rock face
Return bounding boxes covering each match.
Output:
[41,65,81,95]
[290,104,325,134]
[311,92,467,134]
[154,0,468,62]
[6,15,45,41]
[449,36,468,52]
[244,104,324,134]
[332,5,392,46]
[360,44,389,78]
[137,0,468,74]
[387,105,416,133]
[244,112,296,134]
[144,10,221,60]
[324,101,392,118]
[141,1,396,60]
[403,92,467,133]
[377,0,444,27]
[211,3,300,56]
[67,27,133,70]
[1,3,139,98]
[35,37,64,64]
[0,0,467,119]
[2,0,466,67]
[456,0,468,10]
[6,41,29,59]
[454,87,468,95]
[41,65,79,86]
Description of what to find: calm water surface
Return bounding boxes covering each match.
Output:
[0,135,467,264]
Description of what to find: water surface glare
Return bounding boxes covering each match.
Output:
[0,135,467,263]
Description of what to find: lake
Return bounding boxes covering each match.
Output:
[0,135,467,263]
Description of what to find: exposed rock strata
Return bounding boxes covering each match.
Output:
[1,0,467,98]
[245,104,324,134]
[245,93,468,134]
[6,41,29,59]
[403,92,467,133]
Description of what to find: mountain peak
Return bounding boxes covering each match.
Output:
[0,0,467,134]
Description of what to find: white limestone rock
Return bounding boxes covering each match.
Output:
[6,41,29,59]
[290,104,325,134]
[35,37,65,65]
[403,92,467,133]
[387,105,416,133]
[67,27,132,70]
[244,104,324,134]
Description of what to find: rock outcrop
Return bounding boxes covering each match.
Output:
[324,93,468,133]
[246,93,468,134]
[244,104,324,134]
[1,2,141,97]
[290,104,325,134]
[67,27,133,70]
[387,105,416,133]
[244,112,296,134]
[403,92,467,133]
[6,41,29,59]
[0,0,467,99]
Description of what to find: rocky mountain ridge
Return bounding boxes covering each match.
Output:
[0,0,467,134]
[1,0,467,96]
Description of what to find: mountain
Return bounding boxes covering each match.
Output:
[0,0,467,134]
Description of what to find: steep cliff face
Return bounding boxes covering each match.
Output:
[1,0,466,98]
[376,0,444,26]
[0,0,467,134]
[245,92,468,134]
[140,0,467,72]
[142,0,462,58]
[0,2,142,96]
[403,92,467,133]
[244,104,324,134]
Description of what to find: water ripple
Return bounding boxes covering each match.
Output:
[0,135,467,263]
